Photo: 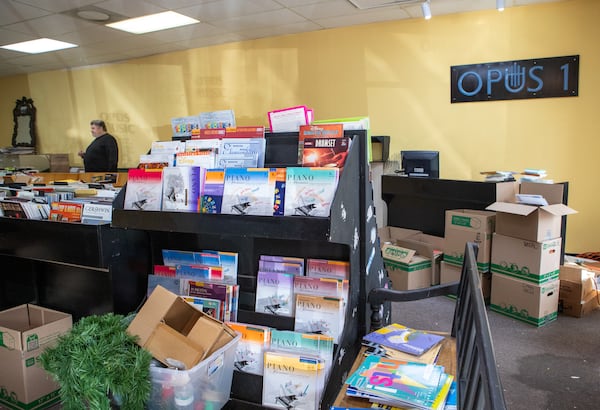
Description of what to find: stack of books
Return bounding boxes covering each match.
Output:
[341,323,455,409]
[148,248,240,322]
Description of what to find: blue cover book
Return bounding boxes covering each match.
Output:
[221,168,276,216]
[363,323,445,356]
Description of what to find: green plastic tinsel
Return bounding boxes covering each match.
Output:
[39,313,153,410]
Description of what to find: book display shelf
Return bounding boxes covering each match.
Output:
[0,218,149,319]
[112,130,392,409]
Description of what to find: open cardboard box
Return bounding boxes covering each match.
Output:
[377,226,421,245]
[378,226,443,286]
[486,182,577,242]
[394,234,443,286]
[127,285,237,370]
[0,304,72,410]
[381,243,432,290]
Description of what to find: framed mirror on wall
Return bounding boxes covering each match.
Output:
[12,96,37,152]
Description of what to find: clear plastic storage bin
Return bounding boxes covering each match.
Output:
[148,332,240,410]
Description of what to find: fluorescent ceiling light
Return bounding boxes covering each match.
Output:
[106,11,199,34]
[496,0,505,11]
[1,38,77,54]
[421,0,432,20]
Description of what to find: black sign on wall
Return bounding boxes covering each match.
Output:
[451,55,579,103]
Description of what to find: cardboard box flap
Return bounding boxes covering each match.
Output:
[0,304,72,352]
[520,181,564,205]
[146,322,205,369]
[486,201,537,216]
[127,285,180,346]
[381,243,415,263]
[378,226,421,245]
[540,203,577,217]
[187,314,227,355]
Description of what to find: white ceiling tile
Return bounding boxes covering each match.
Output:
[82,34,159,53]
[3,13,97,37]
[141,22,228,43]
[215,9,307,31]
[94,0,167,18]
[119,42,188,58]
[171,32,249,50]
[7,52,62,65]
[178,0,284,22]
[14,0,104,13]
[275,0,337,6]
[235,20,324,39]
[0,28,37,45]
[53,25,136,46]
[0,0,52,25]
[291,0,360,19]
[146,0,219,10]
[314,6,411,28]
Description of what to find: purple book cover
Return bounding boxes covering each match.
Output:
[255,271,294,316]
[293,276,341,299]
[260,255,305,273]
[258,260,303,276]
[362,323,445,356]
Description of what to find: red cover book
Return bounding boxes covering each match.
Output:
[196,128,226,139]
[302,136,351,171]
[298,123,344,163]
[224,126,265,139]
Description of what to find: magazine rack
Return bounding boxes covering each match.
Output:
[367,243,507,410]
[0,218,149,319]
[111,130,390,409]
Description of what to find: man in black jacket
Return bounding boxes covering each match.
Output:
[78,120,119,172]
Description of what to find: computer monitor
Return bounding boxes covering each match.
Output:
[401,150,439,178]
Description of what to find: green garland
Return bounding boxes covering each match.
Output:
[39,313,152,410]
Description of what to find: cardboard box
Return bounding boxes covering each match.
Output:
[0,304,72,410]
[378,226,421,245]
[490,233,561,284]
[443,209,495,273]
[127,285,237,370]
[559,263,600,317]
[559,290,600,318]
[486,182,576,242]
[440,261,491,300]
[381,243,432,290]
[440,260,461,284]
[394,233,444,285]
[490,273,559,327]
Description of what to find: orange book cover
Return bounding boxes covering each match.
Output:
[298,123,344,163]
[49,201,83,222]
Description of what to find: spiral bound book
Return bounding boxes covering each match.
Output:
[363,323,445,356]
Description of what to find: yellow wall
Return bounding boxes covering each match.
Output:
[0,75,30,147]
[0,0,597,252]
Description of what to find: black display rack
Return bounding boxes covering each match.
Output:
[0,218,149,319]
[112,130,391,409]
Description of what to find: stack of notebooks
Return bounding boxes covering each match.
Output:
[342,323,455,410]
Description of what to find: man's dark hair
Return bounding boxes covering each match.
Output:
[90,119,107,131]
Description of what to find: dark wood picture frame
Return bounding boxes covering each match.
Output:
[12,96,37,149]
